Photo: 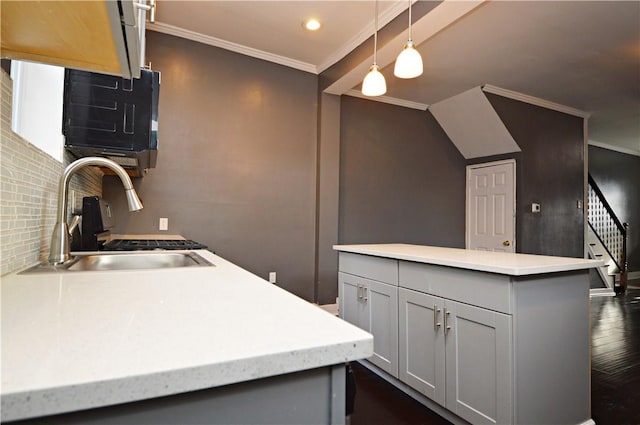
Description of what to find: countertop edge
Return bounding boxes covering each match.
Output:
[333,244,604,275]
[1,250,374,422]
[1,337,373,422]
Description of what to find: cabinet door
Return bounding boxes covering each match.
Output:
[398,288,446,405]
[444,300,512,424]
[365,279,398,378]
[1,1,141,78]
[338,273,364,328]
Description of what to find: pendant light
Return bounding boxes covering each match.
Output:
[362,0,386,97]
[394,0,423,79]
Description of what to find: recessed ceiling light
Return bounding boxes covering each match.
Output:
[304,18,321,31]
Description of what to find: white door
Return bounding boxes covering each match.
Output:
[466,160,515,252]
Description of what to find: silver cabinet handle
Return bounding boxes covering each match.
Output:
[134,0,156,22]
[444,308,451,335]
[149,0,156,22]
[434,304,441,332]
[363,286,368,302]
[134,2,151,10]
[357,284,362,300]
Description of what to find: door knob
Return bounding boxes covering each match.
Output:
[503,240,511,247]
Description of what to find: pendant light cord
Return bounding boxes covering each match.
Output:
[373,0,378,65]
[408,0,413,42]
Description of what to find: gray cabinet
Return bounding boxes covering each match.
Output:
[338,251,591,425]
[444,297,512,424]
[338,252,398,378]
[339,274,370,334]
[10,365,347,425]
[339,273,398,377]
[399,288,512,424]
[398,289,445,403]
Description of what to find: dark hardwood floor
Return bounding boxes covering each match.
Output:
[349,362,451,425]
[591,285,640,425]
[350,285,640,425]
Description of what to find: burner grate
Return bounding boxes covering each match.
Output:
[103,239,208,251]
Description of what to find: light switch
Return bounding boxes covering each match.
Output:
[159,217,168,231]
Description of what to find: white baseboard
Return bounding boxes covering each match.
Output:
[590,288,616,297]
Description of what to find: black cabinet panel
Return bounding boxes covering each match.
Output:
[63,68,159,173]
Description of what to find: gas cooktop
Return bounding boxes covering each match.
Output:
[103,239,208,251]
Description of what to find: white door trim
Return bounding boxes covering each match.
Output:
[465,159,517,251]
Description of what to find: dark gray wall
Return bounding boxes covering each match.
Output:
[104,32,318,300]
[470,94,586,258]
[315,93,341,304]
[589,146,640,272]
[103,28,593,304]
[339,96,466,247]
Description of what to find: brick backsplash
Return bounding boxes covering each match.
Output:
[1,69,103,275]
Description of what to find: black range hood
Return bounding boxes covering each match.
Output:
[62,68,160,176]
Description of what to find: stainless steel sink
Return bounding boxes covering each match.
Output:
[21,251,214,274]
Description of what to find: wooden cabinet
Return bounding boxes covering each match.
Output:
[399,288,512,424]
[1,0,146,79]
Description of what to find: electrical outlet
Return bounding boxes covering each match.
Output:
[269,272,276,284]
[159,217,168,231]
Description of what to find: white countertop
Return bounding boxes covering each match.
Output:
[334,244,603,275]
[1,251,372,422]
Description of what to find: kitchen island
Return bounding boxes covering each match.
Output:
[334,244,602,425]
[1,250,372,424]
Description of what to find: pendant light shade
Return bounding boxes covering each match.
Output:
[394,1,423,79]
[394,40,423,78]
[362,0,386,97]
[362,64,387,96]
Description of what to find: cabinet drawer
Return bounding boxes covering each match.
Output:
[339,252,398,285]
[399,261,511,314]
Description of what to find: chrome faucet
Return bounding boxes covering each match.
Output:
[48,157,143,265]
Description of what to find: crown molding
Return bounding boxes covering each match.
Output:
[316,1,410,73]
[588,140,640,157]
[345,89,428,110]
[149,1,409,76]
[482,86,639,156]
[147,22,317,74]
[482,84,591,118]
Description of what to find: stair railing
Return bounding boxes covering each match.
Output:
[587,174,629,292]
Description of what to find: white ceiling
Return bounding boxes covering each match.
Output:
[151,1,640,154]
